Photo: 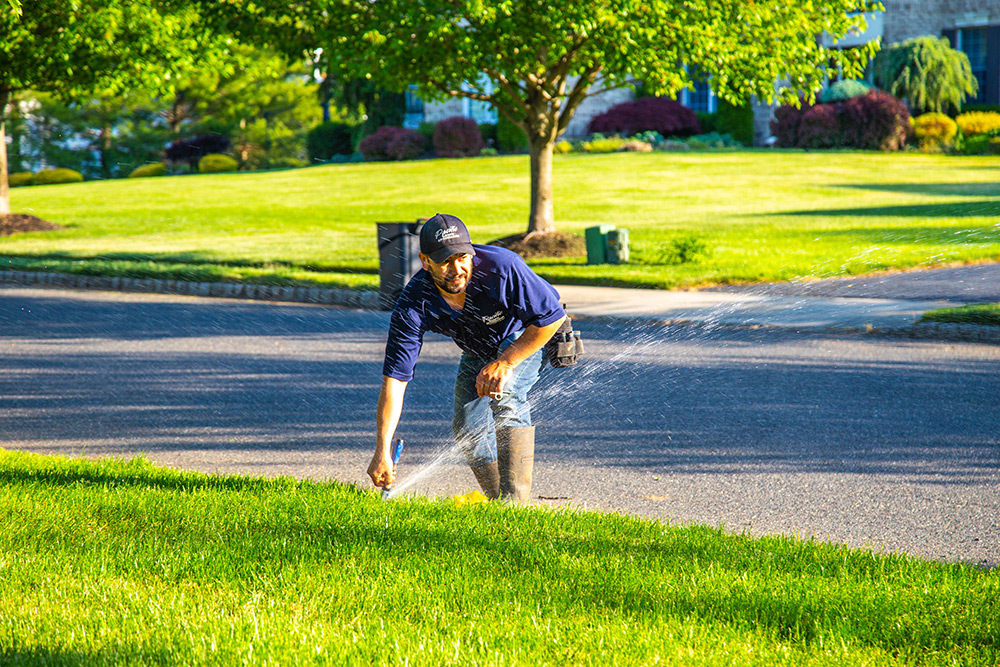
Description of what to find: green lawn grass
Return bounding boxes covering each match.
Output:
[922,302,1000,326]
[1,449,996,666]
[5,150,1000,290]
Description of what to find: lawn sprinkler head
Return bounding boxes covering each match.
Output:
[381,438,405,501]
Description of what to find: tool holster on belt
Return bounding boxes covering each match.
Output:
[546,311,584,368]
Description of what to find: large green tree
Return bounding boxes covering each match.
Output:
[219,0,880,234]
[0,0,197,214]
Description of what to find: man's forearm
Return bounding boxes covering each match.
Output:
[376,375,407,452]
[497,317,566,368]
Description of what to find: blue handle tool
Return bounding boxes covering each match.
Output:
[381,438,404,500]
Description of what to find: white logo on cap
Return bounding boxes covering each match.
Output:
[435,226,461,242]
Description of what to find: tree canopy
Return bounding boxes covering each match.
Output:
[872,36,978,114]
[0,0,202,213]
[223,0,880,233]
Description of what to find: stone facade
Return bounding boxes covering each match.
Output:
[883,0,1000,43]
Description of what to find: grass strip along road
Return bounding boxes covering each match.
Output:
[1,450,996,665]
[4,151,1000,292]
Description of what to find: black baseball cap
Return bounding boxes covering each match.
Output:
[419,213,476,263]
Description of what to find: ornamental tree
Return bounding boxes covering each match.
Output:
[0,0,199,214]
[872,36,978,114]
[219,0,881,235]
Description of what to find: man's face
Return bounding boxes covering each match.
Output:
[421,252,473,295]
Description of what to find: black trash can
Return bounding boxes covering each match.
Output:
[377,221,422,310]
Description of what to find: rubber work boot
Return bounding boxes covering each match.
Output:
[470,461,500,500]
[497,425,535,503]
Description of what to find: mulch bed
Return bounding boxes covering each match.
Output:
[488,230,585,260]
[0,213,63,236]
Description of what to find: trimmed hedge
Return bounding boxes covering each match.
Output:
[433,116,485,158]
[128,163,167,179]
[588,97,700,138]
[8,171,35,187]
[956,111,1000,137]
[34,168,84,185]
[358,126,427,161]
[198,154,239,173]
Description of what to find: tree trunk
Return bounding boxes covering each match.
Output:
[527,135,556,234]
[0,119,9,216]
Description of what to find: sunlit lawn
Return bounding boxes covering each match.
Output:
[4,150,999,290]
[2,450,997,666]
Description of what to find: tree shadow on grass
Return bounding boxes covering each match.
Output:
[837,183,1000,198]
[776,201,1000,219]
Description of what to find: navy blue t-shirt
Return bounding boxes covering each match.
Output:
[382,244,565,381]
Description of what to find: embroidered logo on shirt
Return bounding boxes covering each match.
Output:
[435,226,461,242]
[481,310,505,326]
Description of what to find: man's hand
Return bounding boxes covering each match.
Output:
[476,359,516,398]
[368,450,394,489]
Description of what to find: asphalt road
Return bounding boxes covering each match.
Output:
[2,285,998,567]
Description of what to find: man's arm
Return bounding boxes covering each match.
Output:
[475,316,566,398]
[367,375,408,488]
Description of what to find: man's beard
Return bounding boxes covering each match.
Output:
[434,273,468,294]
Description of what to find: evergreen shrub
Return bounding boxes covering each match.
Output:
[166,134,231,170]
[34,168,84,185]
[714,99,754,145]
[478,123,498,147]
[306,122,355,162]
[820,80,874,103]
[433,116,486,157]
[128,163,167,178]
[912,113,958,151]
[588,97,700,137]
[497,117,528,152]
[8,172,35,187]
[198,154,239,173]
[358,126,427,161]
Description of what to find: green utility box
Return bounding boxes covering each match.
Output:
[585,224,616,264]
[606,228,630,263]
[585,224,629,264]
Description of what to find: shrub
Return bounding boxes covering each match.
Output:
[497,116,529,152]
[912,113,958,151]
[955,111,1000,137]
[588,97,700,138]
[417,121,437,144]
[582,136,628,153]
[714,99,755,145]
[655,139,691,151]
[8,171,34,187]
[658,234,712,264]
[166,134,231,171]
[306,122,355,162]
[619,140,653,152]
[962,134,1000,155]
[358,126,428,161]
[695,112,717,134]
[840,90,911,151]
[128,163,167,179]
[770,100,812,147]
[796,105,843,149]
[820,79,875,104]
[479,147,499,157]
[686,132,742,149]
[433,116,486,158]
[34,168,84,185]
[478,123,498,148]
[553,141,574,154]
[198,154,239,173]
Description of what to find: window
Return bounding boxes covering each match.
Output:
[403,85,424,129]
[461,74,498,124]
[957,28,988,104]
[682,80,716,114]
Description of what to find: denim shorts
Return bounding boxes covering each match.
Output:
[452,331,544,466]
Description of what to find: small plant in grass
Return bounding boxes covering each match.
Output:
[198,153,239,173]
[582,135,629,153]
[912,112,958,151]
[658,234,713,264]
[34,168,84,185]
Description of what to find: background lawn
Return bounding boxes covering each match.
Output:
[4,150,999,290]
[1,450,997,666]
